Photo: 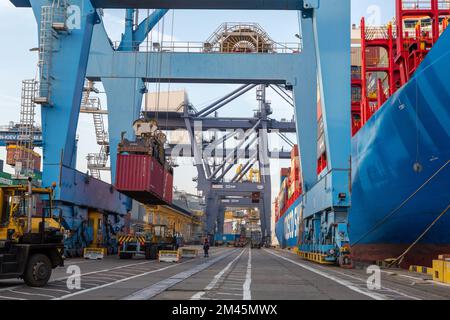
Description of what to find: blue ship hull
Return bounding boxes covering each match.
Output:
[275,197,302,249]
[276,30,450,266]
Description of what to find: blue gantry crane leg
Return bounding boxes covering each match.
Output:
[295,1,352,266]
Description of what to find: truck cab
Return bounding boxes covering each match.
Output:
[0,183,64,287]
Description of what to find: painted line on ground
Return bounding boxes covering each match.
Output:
[29,287,71,294]
[54,260,195,300]
[216,292,242,296]
[123,249,240,300]
[9,290,56,299]
[243,248,252,300]
[191,249,246,300]
[264,249,388,300]
[317,264,422,300]
[278,248,423,300]
[0,295,26,300]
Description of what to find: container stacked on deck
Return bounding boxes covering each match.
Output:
[274,145,303,223]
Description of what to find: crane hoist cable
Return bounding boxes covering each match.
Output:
[154,15,166,124]
[144,9,155,119]
[164,9,175,132]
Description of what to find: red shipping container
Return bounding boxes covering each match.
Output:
[280,168,290,177]
[162,170,173,204]
[6,145,41,171]
[116,154,170,205]
[291,145,299,159]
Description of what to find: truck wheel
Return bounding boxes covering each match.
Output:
[144,246,152,260]
[119,252,132,259]
[23,254,52,287]
[145,246,157,260]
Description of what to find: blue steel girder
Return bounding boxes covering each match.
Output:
[87,51,301,84]
[11,0,315,10]
[300,0,351,217]
[102,78,144,183]
[119,9,168,51]
[0,131,43,147]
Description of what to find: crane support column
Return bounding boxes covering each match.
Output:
[296,0,352,266]
[102,78,144,183]
[29,0,96,195]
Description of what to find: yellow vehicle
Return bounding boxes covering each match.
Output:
[118,224,177,260]
[0,180,64,287]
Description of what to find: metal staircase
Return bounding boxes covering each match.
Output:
[14,80,38,178]
[80,81,110,179]
[35,0,69,105]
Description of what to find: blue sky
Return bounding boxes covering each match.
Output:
[0,1,395,195]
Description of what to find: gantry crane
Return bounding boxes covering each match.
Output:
[10,0,351,264]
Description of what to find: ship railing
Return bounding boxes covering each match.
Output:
[439,0,450,9]
[112,41,301,54]
[401,0,450,10]
[401,0,432,10]
[364,25,390,40]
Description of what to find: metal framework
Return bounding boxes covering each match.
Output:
[81,81,110,179]
[356,0,450,128]
[172,84,277,240]
[11,0,351,256]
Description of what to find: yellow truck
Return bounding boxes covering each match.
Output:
[118,224,178,260]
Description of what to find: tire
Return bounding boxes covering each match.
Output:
[144,246,152,260]
[150,246,158,260]
[119,252,132,259]
[23,253,52,287]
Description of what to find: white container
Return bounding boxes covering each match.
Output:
[145,90,189,113]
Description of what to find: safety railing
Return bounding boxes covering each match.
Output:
[401,0,433,10]
[401,0,450,10]
[365,26,391,40]
[440,0,450,9]
[113,40,301,54]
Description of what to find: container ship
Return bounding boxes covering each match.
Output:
[275,3,450,267]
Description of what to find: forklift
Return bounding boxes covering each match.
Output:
[0,179,64,287]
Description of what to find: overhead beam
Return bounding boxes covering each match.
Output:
[210,182,265,194]
[220,198,262,208]
[11,0,310,9]
[90,0,306,10]
[143,113,297,132]
[87,52,301,84]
